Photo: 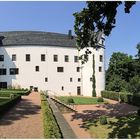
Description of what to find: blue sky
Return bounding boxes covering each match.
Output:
[0,1,139,68]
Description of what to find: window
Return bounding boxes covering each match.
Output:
[12,54,16,61]
[77,67,80,72]
[26,54,30,61]
[45,77,48,82]
[10,68,19,75]
[65,55,69,62]
[78,78,81,82]
[0,69,6,75]
[41,54,45,61]
[74,56,78,62]
[61,86,64,91]
[57,67,64,72]
[35,66,39,72]
[99,55,103,62]
[99,66,102,72]
[53,55,58,62]
[0,55,4,61]
[102,40,104,45]
[70,77,72,82]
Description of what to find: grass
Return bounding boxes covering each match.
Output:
[88,114,140,138]
[57,96,105,105]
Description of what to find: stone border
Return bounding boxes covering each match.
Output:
[47,98,77,139]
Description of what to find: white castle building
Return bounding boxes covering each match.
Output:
[0,31,105,96]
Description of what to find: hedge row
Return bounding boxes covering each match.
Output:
[41,94,62,138]
[0,89,31,96]
[0,95,21,115]
[101,90,140,106]
[101,90,119,101]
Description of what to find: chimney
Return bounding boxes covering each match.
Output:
[68,30,73,39]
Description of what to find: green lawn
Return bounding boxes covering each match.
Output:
[57,96,105,105]
[88,115,140,138]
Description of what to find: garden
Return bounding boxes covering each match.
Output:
[0,88,31,115]
[56,96,105,105]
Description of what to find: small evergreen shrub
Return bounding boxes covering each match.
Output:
[97,97,104,102]
[99,115,108,125]
[137,109,140,116]
[67,98,74,104]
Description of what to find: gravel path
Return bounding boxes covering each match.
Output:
[0,92,43,139]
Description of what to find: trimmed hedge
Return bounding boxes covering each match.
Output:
[101,90,119,101]
[41,94,62,138]
[101,90,140,107]
[0,89,31,96]
[0,95,21,115]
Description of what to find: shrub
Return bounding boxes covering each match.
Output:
[97,97,104,102]
[137,109,140,116]
[99,115,108,125]
[41,94,62,138]
[131,94,140,106]
[119,92,132,103]
[67,98,74,104]
[101,90,119,101]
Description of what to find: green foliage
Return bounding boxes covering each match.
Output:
[99,115,108,125]
[74,1,135,50]
[97,97,104,102]
[119,92,132,103]
[137,109,140,116]
[101,90,119,101]
[0,95,21,114]
[128,75,140,94]
[57,96,105,105]
[41,95,62,138]
[67,98,74,104]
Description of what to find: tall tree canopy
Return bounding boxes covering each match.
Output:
[74,1,136,50]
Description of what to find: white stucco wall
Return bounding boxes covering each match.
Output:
[0,44,105,97]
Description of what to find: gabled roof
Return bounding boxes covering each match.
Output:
[0,31,76,48]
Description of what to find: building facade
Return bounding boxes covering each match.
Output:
[0,31,105,96]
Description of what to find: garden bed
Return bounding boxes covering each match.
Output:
[57,96,106,105]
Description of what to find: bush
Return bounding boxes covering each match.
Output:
[131,94,140,106]
[101,90,119,101]
[97,97,104,102]
[67,98,74,104]
[137,109,140,116]
[119,92,133,103]
[99,115,108,125]
[41,94,62,138]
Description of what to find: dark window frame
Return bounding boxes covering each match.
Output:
[77,67,80,72]
[35,66,39,72]
[26,54,30,61]
[99,66,102,72]
[0,68,6,75]
[45,77,48,82]
[0,55,4,61]
[65,55,69,62]
[74,56,78,63]
[9,68,19,75]
[12,54,16,61]
[53,55,58,62]
[99,55,103,62]
[41,54,45,61]
[57,67,64,72]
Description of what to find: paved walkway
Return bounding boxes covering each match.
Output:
[0,92,43,139]
[63,100,139,139]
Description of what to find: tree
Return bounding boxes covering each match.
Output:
[73,1,136,96]
[73,1,136,50]
[136,43,140,59]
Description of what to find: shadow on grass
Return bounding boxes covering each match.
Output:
[108,115,140,138]
[71,102,139,136]
[0,98,41,126]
